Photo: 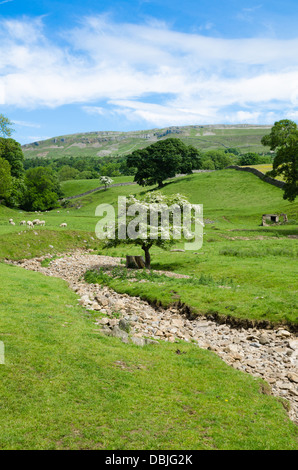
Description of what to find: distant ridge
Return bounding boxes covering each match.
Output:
[21,124,273,160]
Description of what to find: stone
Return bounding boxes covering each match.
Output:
[79,294,91,305]
[287,372,298,383]
[119,318,131,333]
[171,319,184,327]
[246,361,257,368]
[259,334,270,345]
[131,336,146,347]
[168,336,176,343]
[230,353,243,361]
[145,338,159,345]
[246,335,258,341]
[155,330,164,337]
[276,381,293,391]
[223,344,239,354]
[101,327,112,336]
[110,325,129,341]
[288,340,298,350]
[115,300,125,310]
[276,329,291,338]
[96,296,109,307]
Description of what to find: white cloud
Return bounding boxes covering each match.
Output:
[1,14,298,125]
[82,106,106,115]
[109,99,219,127]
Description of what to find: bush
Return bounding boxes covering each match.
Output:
[239,152,260,166]
[202,150,233,169]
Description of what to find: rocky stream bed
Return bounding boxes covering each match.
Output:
[7,250,298,424]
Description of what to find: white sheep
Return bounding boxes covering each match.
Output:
[27,221,33,228]
[9,218,13,223]
[39,220,45,226]
[19,220,26,225]
[9,221,15,226]
[32,219,40,225]
[60,223,67,228]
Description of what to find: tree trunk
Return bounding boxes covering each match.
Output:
[126,255,145,269]
[142,245,151,269]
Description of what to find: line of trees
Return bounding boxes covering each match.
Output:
[24,154,134,181]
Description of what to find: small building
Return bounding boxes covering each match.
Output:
[262,213,288,226]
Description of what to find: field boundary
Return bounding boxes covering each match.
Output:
[226,165,285,189]
[62,181,137,200]
[61,170,214,201]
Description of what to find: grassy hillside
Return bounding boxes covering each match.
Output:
[21,125,273,160]
[61,176,133,198]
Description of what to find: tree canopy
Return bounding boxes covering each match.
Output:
[126,138,203,188]
[100,175,114,190]
[103,192,200,268]
[0,114,14,138]
[239,152,261,166]
[261,119,298,201]
[0,138,25,178]
[201,149,233,169]
[23,167,63,211]
[0,157,12,199]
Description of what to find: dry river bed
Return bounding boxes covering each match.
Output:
[7,250,298,424]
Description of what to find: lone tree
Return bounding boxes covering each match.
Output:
[126,138,202,188]
[103,192,200,269]
[100,175,114,191]
[0,114,14,138]
[261,119,298,201]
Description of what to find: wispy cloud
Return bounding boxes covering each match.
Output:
[0,14,298,126]
[0,0,14,5]
[237,4,263,22]
[12,120,41,128]
[82,106,106,115]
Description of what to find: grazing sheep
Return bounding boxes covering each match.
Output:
[9,221,15,226]
[27,221,33,228]
[39,220,45,226]
[60,223,67,228]
[32,219,40,225]
[19,220,26,225]
[9,218,13,223]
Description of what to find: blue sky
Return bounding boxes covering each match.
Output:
[1,0,298,144]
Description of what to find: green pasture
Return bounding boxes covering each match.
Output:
[0,170,297,325]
